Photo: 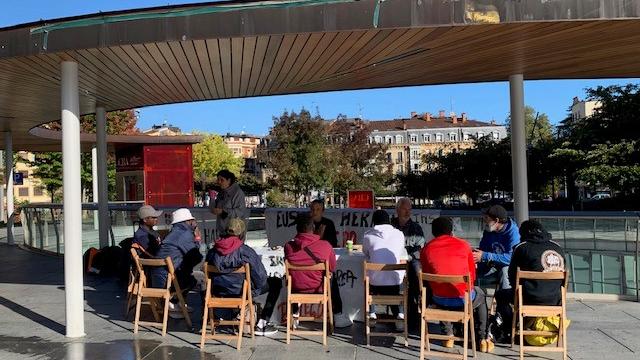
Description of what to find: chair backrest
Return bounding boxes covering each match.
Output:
[516,269,567,283]
[364,262,407,272]
[203,262,251,300]
[285,260,330,293]
[130,248,173,289]
[419,272,473,309]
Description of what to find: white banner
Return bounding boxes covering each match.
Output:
[266,208,445,247]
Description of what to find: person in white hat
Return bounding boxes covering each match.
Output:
[132,205,163,257]
[152,208,203,318]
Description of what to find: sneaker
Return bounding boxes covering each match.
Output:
[368,312,377,320]
[255,323,278,336]
[168,302,194,313]
[292,313,300,330]
[169,311,185,319]
[395,313,405,331]
[444,338,455,348]
[333,313,353,328]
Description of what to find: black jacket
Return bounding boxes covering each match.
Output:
[314,217,338,248]
[508,230,566,305]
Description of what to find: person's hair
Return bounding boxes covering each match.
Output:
[310,199,325,209]
[296,212,315,233]
[519,219,546,238]
[372,210,390,225]
[432,217,453,237]
[216,169,237,184]
[225,217,246,237]
[396,197,412,209]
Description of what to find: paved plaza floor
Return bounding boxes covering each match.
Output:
[0,242,639,360]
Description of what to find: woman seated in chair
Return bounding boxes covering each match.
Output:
[206,218,282,336]
[421,217,494,353]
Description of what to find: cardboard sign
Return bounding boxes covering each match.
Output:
[347,190,374,209]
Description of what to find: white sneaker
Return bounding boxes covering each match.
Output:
[333,313,353,328]
[168,302,193,313]
[369,312,377,320]
[292,313,300,329]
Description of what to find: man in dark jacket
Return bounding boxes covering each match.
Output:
[133,205,163,257]
[495,220,566,338]
[206,218,282,336]
[152,208,203,318]
[310,199,338,247]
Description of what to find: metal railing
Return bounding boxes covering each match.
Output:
[18,204,640,300]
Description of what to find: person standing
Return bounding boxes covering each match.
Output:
[310,199,338,247]
[474,205,520,290]
[391,197,425,329]
[210,170,249,240]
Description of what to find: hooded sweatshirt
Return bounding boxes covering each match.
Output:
[478,218,520,268]
[508,230,566,305]
[211,182,249,238]
[362,224,407,286]
[205,235,267,297]
[284,232,336,293]
[152,222,202,288]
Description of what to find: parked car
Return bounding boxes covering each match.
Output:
[590,193,611,200]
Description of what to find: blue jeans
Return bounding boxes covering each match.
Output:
[478,265,511,290]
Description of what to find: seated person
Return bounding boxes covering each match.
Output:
[495,220,566,338]
[363,210,407,330]
[310,199,338,247]
[474,205,520,290]
[421,217,494,353]
[133,205,163,257]
[152,208,203,318]
[206,218,282,336]
[284,213,352,328]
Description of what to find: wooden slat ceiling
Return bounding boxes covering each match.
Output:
[1,1,640,150]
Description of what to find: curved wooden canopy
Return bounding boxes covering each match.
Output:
[1,0,640,150]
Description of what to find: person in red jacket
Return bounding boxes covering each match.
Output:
[420,217,494,353]
[284,213,351,328]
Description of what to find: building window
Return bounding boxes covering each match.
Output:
[492,132,500,140]
[386,153,392,163]
[423,134,431,142]
[395,135,403,144]
[477,132,485,138]
[411,149,419,159]
[375,136,382,143]
[413,164,419,171]
[397,152,403,162]
[449,133,458,142]
[386,136,392,144]
[397,165,404,174]
[463,133,470,141]
[34,187,44,196]
[436,133,443,142]
[18,187,29,197]
[438,149,444,156]
[410,134,418,143]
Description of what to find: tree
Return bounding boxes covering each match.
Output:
[326,116,392,199]
[506,105,554,147]
[192,134,244,189]
[26,152,63,202]
[259,109,330,204]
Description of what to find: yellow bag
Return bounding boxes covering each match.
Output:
[524,316,570,346]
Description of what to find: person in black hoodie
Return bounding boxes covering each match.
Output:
[494,219,566,339]
[206,218,282,336]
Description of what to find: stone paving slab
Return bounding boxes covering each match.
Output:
[1,244,640,360]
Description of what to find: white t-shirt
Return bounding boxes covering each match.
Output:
[362,224,407,286]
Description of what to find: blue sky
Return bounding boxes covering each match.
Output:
[2,1,638,135]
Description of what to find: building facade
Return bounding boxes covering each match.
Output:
[222,133,262,178]
[570,97,601,120]
[368,111,507,175]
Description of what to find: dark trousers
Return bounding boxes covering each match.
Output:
[369,284,402,317]
[437,286,489,340]
[407,259,421,327]
[258,277,283,321]
[292,276,343,315]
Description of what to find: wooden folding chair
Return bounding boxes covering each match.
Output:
[200,262,255,350]
[130,249,192,335]
[511,269,568,360]
[364,261,409,347]
[419,273,477,360]
[285,260,333,346]
[125,243,154,317]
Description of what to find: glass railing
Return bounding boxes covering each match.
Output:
[18,204,639,300]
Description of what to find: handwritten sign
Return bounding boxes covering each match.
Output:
[347,190,374,209]
[266,208,442,247]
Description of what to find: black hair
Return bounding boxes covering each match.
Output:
[216,169,237,184]
[372,210,390,225]
[296,212,315,233]
[432,217,453,237]
[310,199,325,209]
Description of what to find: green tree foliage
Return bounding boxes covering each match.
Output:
[327,116,392,196]
[506,105,554,147]
[192,134,244,188]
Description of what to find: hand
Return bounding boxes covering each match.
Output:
[211,208,223,215]
[472,249,484,263]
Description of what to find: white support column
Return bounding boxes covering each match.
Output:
[61,61,85,338]
[92,147,98,230]
[4,132,14,245]
[509,74,529,225]
[96,107,110,249]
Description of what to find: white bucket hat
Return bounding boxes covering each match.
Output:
[171,208,195,225]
